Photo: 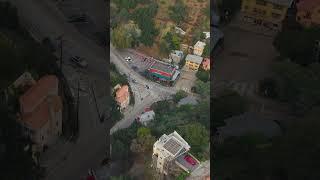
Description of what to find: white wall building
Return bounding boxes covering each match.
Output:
[152,131,191,175]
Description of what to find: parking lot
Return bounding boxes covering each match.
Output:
[119,49,156,74]
[175,67,197,93]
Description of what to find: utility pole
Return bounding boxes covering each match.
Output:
[90,84,102,122]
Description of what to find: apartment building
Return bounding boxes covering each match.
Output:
[241,0,294,30]
[185,54,203,71]
[18,75,63,150]
[152,131,200,175]
[193,41,206,56]
[296,0,320,27]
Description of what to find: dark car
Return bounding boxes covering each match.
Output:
[69,56,88,68]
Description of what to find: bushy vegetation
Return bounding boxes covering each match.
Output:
[168,0,188,25]
[111,0,159,47]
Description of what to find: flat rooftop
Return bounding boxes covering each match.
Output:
[163,138,184,156]
[150,61,175,74]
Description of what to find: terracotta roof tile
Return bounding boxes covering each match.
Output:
[20,75,58,113]
[115,85,129,104]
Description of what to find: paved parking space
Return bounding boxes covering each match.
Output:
[119,49,158,74]
[175,67,197,93]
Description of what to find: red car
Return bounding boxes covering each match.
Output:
[184,155,197,165]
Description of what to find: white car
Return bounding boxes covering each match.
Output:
[125,56,132,62]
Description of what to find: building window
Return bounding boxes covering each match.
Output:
[41,136,44,141]
[297,16,301,21]
[56,121,58,127]
[273,4,283,10]
[256,0,267,6]
[272,13,281,19]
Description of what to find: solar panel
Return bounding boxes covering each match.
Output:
[163,138,183,156]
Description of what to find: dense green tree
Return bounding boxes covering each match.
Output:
[130,127,156,153]
[163,32,181,51]
[272,61,320,115]
[177,123,209,160]
[202,44,210,58]
[196,67,210,82]
[172,90,187,103]
[194,80,210,97]
[213,90,248,128]
[273,27,320,66]
[168,0,187,25]
[111,25,133,49]
[215,108,320,180]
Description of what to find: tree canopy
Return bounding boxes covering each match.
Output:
[177,123,209,160]
[273,27,320,66]
[168,0,188,25]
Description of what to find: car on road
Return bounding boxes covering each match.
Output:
[132,79,137,83]
[184,155,197,165]
[69,56,88,68]
[145,85,150,89]
[125,56,132,62]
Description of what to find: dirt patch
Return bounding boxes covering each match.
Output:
[138,0,209,58]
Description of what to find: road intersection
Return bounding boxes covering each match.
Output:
[9,0,177,179]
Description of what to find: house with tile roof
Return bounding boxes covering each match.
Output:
[296,0,320,27]
[115,85,130,111]
[18,75,62,150]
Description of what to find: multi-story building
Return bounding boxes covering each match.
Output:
[241,0,294,30]
[170,50,184,65]
[185,54,203,71]
[193,41,206,56]
[18,75,62,151]
[148,61,180,82]
[296,0,320,27]
[152,131,200,176]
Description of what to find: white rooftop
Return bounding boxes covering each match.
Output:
[155,131,190,158]
[194,41,206,48]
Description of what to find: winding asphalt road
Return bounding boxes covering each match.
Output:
[8,0,177,179]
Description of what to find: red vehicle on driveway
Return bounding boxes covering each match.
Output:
[184,155,197,165]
